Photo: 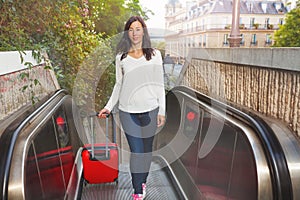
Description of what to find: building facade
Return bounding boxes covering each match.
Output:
[165,0,289,58]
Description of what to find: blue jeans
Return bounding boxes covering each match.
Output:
[119,108,158,194]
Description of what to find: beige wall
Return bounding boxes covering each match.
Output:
[180,48,300,137]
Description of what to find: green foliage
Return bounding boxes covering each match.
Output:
[0,0,100,89]
[273,1,300,47]
[0,0,153,108]
[72,39,116,109]
[89,0,152,36]
[17,50,52,105]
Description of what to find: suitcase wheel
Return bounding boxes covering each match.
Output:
[114,178,118,184]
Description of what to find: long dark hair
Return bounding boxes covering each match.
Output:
[116,16,154,61]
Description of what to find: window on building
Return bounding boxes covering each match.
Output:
[265,18,270,29]
[250,18,255,28]
[261,2,267,13]
[265,34,272,45]
[274,2,282,12]
[192,37,195,47]
[239,17,245,29]
[251,34,257,45]
[246,2,253,12]
[279,18,284,25]
[240,34,245,45]
[203,34,206,47]
[199,35,202,47]
[223,34,229,45]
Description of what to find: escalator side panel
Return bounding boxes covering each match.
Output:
[174,86,295,200]
[25,145,44,199]
[267,120,300,200]
[156,88,273,200]
[0,92,59,200]
[7,94,83,200]
[30,118,66,199]
[228,133,258,200]
[196,117,237,199]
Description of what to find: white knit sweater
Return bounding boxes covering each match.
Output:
[105,49,165,116]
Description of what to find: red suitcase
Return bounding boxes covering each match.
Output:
[82,113,119,184]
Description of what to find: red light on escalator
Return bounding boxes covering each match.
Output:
[187,111,196,121]
[56,116,65,125]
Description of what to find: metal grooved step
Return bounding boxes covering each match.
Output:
[81,161,181,200]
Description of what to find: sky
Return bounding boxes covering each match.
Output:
[139,0,187,29]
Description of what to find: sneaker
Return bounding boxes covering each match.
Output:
[132,194,144,200]
[142,183,146,197]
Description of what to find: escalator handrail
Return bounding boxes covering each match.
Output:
[171,86,293,200]
[1,89,68,200]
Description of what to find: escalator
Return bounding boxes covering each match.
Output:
[0,86,299,199]
[154,86,299,200]
[0,90,85,200]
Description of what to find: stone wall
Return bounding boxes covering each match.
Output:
[179,48,300,137]
[0,65,59,120]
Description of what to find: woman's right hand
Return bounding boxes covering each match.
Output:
[98,108,110,118]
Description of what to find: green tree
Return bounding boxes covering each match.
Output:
[0,0,149,92]
[0,0,102,90]
[0,0,152,108]
[89,0,152,36]
[273,1,300,47]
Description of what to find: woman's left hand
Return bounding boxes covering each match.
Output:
[157,115,165,127]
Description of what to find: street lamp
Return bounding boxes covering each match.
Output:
[228,0,242,47]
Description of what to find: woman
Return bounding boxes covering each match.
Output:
[98,16,166,200]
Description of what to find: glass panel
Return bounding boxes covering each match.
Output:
[196,113,236,199]
[155,92,183,149]
[54,110,70,148]
[228,133,257,199]
[34,119,65,199]
[180,102,202,178]
[53,107,74,187]
[25,144,43,199]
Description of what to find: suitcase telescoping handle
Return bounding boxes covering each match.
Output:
[89,112,109,159]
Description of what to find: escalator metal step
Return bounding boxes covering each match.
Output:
[81,161,181,200]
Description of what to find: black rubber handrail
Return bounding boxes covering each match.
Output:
[0,89,68,200]
[171,85,293,200]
